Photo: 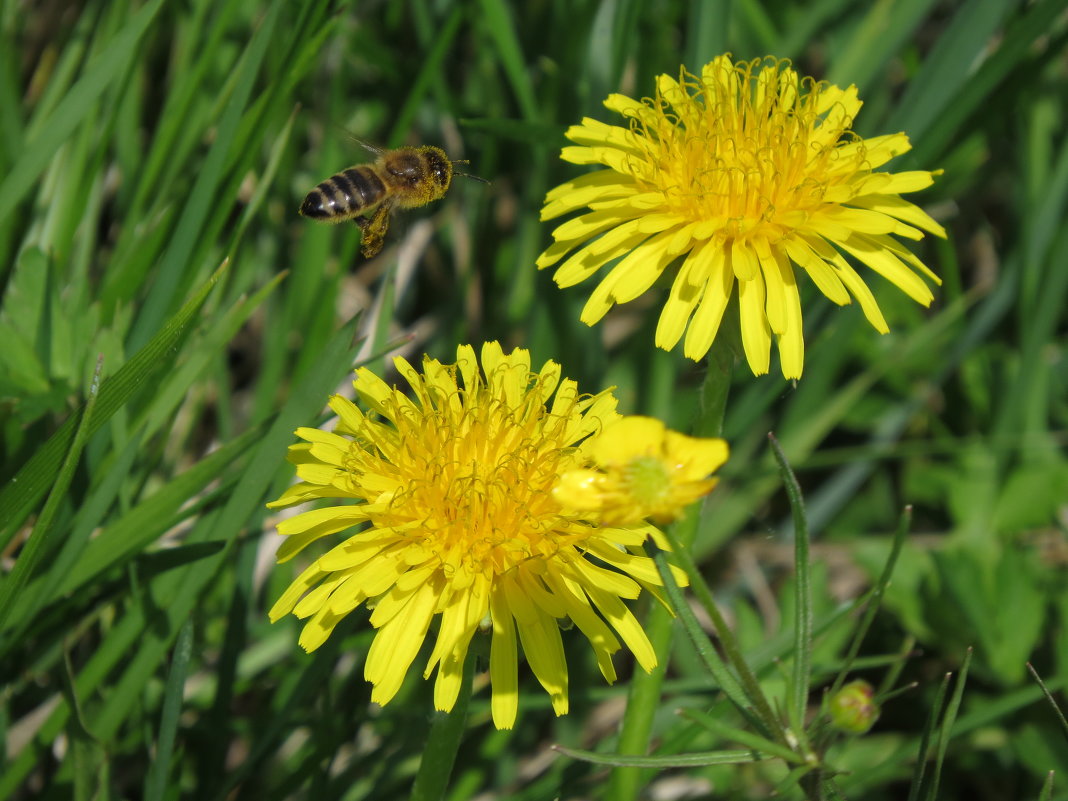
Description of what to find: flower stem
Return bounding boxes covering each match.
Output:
[658,524,786,746]
[768,433,813,740]
[694,322,736,440]
[605,334,735,801]
[409,644,478,801]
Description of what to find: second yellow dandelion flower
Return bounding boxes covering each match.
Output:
[538,54,946,379]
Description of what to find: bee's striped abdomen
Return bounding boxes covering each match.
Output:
[300,166,387,220]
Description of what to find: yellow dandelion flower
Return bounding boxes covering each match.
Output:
[267,342,689,730]
[554,416,728,525]
[537,54,946,379]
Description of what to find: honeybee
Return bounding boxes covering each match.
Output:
[300,141,482,258]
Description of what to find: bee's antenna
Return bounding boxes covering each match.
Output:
[452,161,490,184]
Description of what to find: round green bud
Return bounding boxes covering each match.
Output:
[828,680,880,734]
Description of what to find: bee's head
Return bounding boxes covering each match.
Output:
[420,146,453,200]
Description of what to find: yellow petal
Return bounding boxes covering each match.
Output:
[489,589,519,730]
[366,581,438,706]
[782,237,851,306]
[803,234,889,333]
[850,194,947,239]
[737,268,771,376]
[835,233,935,306]
[583,580,657,673]
[269,561,327,621]
[541,170,636,221]
[771,248,805,380]
[754,237,787,335]
[583,230,677,313]
[682,241,733,360]
[543,571,620,682]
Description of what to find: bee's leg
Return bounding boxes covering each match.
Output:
[356,200,394,258]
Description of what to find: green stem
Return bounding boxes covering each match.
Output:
[658,524,787,746]
[768,435,819,800]
[605,334,735,801]
[694,326,735,439]
[603,600,675,801]
[409,643,478,801]
[768,434,812,738]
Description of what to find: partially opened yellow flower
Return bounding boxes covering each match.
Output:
[267,343,718,730]
[537,54,946,379]
[554,416,729,525]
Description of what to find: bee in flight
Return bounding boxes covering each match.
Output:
[300,141,483,258]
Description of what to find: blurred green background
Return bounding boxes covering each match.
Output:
[0,0,1066,798]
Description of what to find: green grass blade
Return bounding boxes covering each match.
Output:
[120,0,242,220]
[888,0,1015,141]
[387,4,464,148]
[679,708,805,764]
[1038,771,1055,801]
[60,647,105,801]
[142,272,286,434]
[653,550,777,740]
[951,677,1066,738]
[685,1,729,68]
[4,266,277,637]
[91,318,363,743]
[0,262,228,548]
[554,744,771,768]
[734,0,778,53]
[476,0,540,121]
[144,618,194,801]
[829,507,912,699]
[127,0,284,350]
[924,648,972,801]
[0,312,362,795]
[877,636,918,698]
[51,427,261,600]
[779,0,860,58]
[826,0,936,92]
[225,106,299,261]
[0,0,164,225]
[0,357,102,630]
[1027,662,1068,742]
[906,670,951,801]
[0,31,24,164]
[906,0,1064,167]
[0,430,142,652]
[204,638,347,801]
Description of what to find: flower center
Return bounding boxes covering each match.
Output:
[621,455,672,509]
[366,383,590,582]
[630,62,863,242]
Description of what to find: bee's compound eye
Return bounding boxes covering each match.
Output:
[433,163,450,186]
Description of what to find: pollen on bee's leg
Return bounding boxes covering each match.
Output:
[357,206,391,258]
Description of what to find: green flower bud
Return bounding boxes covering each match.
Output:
[829,680,880,734]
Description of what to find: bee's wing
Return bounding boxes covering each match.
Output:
[331,124,387,158]
[353,137,386,158]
